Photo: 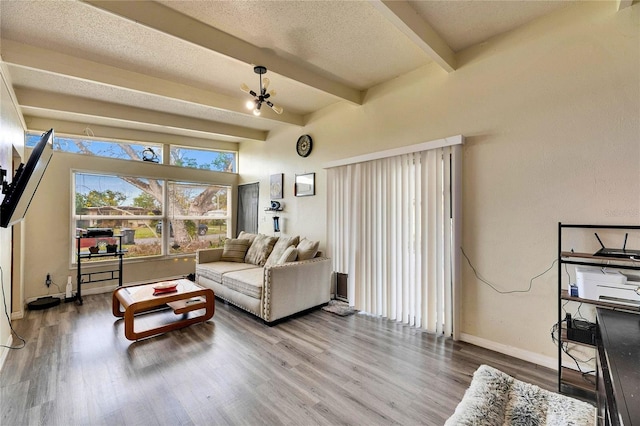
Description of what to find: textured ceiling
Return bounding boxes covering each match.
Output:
[0,0,588,143]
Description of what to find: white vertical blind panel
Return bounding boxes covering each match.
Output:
[326,146,458,335]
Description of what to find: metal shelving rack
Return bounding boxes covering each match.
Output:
[75,235,126,305]
[557,223,640,400]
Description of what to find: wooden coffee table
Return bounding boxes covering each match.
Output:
[112,279,214,340]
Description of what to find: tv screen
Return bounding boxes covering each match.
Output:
[1,129,54,228]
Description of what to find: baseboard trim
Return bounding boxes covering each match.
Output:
[23,276,186,305]
[460,333,557,370]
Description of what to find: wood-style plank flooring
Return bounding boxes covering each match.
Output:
[1,293,557,425]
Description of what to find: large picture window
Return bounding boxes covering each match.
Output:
[73,172,229,262]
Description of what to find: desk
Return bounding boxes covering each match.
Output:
[597,308,640,426]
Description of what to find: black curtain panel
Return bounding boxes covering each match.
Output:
[236,182,259,236]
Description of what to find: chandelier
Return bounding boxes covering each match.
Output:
[240,65,283,116]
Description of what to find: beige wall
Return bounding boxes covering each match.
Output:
[239,2,640,366]
[0,64,25,358]
[19,135,238,304]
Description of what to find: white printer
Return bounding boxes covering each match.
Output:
[576,266,640,306]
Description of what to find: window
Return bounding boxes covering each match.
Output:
[170,145,236,172]
[27,132,163,163]
[165,182,229,255]
[73,172,229,262]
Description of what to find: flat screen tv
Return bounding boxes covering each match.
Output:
[1,128,54,228]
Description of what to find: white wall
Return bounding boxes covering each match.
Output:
[238,2,640,366]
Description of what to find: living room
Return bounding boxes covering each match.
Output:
[1,1,638,424]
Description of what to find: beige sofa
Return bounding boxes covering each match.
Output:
[195,232,331,324]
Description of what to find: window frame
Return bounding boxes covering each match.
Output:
[169,144,237,173]
[28,131,164,163]
[71,170,231,265]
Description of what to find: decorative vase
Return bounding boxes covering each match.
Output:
[89,246,100,254]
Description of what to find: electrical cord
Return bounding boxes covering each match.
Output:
[461,247,557,294]
[0,265,26,350]
[550,319,596,385]
[48,280,62,294]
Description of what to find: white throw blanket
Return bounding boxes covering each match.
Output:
[445,365,596,426]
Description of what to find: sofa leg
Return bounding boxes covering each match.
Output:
[262,302,329,326]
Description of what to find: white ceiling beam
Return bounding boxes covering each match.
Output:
[369,0,456,73]
[2,40,303,127]
[83,0,363,105]
[23,116,241,148]
[15,89,267,142]
[617,0,633,10]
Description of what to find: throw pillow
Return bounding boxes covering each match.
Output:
[238,231,258,245]
[264,235,300,267]
[297,238,319,261]
[244,234,278,266]
[221,238,250,263]
[277,246,298,264]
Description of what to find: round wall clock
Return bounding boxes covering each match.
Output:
[296,134,313,157]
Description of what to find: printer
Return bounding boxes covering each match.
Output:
[576,266,640,306]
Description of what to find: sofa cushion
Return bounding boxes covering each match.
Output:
[221,268,265,299]
[297,238,319,261]
[221,238,251,263]
[265,235,300,267]
[277,246,298,264]
[244,234,278,266]
[196,261,260,283]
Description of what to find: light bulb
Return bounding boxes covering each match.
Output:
[245,100,254,110]
[253,108,261,116]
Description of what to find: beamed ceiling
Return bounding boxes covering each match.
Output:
[0,0,634,144]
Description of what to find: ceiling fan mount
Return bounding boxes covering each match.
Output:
[241,65,283,116]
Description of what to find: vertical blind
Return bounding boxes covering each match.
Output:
[327,145,460,335]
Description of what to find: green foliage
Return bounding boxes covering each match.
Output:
[76,189,126,209]
[211,153,234,172]
[133,192,160,212]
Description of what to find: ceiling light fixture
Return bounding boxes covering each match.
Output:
[240,66,283,116]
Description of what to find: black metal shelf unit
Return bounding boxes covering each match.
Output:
[557,223,640,401]
[75,235,125,305]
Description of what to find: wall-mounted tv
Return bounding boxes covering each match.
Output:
[1,128,54,228]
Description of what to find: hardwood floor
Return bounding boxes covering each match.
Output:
[1,293,557,425]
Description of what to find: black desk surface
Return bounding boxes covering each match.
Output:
[597,308,640,426]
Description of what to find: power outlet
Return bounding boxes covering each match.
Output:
[46,273,52,287]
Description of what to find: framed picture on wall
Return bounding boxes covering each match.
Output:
[294,173,315,197]
[270,173,283,199]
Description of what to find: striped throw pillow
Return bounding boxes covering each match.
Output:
[221,238,251,263]
[244,234,278,266]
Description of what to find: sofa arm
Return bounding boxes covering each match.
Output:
[263,257,331,323]
[196,248,223,264]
